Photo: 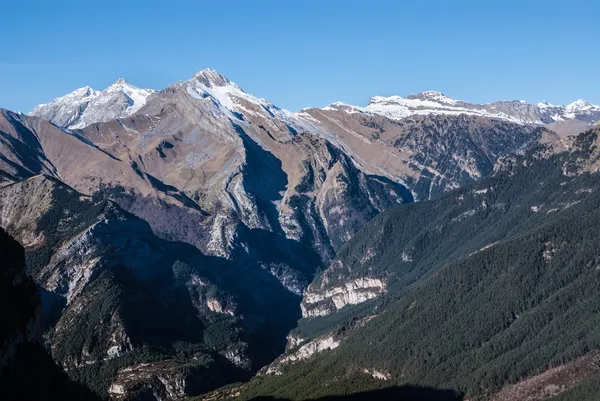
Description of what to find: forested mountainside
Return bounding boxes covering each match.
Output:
[0,227,101,401]
[217,129,600,400]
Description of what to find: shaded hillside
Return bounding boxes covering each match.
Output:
[0,227,100,401]
[245,385,463,401]
[0,175,310,399]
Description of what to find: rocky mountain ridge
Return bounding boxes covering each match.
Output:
[323,90,600,126]
[31,70,600,131]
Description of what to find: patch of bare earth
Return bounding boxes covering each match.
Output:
[488,351,600,401]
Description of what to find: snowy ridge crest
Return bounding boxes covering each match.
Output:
[322,91,600,126]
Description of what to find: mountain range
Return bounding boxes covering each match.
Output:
[30,72,600,130]
[1,68,600,401]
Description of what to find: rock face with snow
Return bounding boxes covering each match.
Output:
[303,93,596,199]
[6,70,411,267]
[326,90,600,126]
[29,79,154,129]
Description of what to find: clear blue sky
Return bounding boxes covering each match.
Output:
[1,0,599,113]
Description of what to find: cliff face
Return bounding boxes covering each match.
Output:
[301,276,386,318]
[0,227,41,368]
[0,227,100,401]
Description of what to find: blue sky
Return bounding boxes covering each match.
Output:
[1,0,599,113]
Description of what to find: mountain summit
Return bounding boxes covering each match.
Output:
[193,68,234,88]
[29,79,155,129]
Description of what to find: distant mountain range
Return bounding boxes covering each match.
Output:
[326,91,600,125]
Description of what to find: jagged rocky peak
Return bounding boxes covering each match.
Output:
[406,90,449,101]
[106,77,128,88]
[105,77,149,96]
[193,68,234,88]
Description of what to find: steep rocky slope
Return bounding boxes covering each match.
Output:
[299,128,600,324]
[1,69,412,274]
[230,129,600,400]
[0,175,299,399]
[0,227,100,401]
[79,69,411,261]
[303,108,558,200]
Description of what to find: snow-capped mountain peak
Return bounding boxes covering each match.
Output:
[537,101,556,108]
[193,68,235,89]
[180,68,319,135]
[414,90,445,98]
[186,69,273,118]
[566,99,595,112]
[361,92,470,120]
[29,79,155,129]
[104,78,154,109]
[72,86,98,97]
[105,78,138,93]
[406,91,457,105]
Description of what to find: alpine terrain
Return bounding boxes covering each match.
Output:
[1,67,600,401]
